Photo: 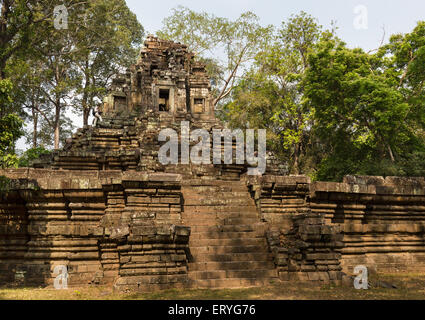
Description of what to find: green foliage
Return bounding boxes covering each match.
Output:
[18,147,51,168]
[0,80,24,168]
[0,113,24,168]
[0,154,19,169]
[0,113,24,150]
[158,6,273,107]
[72,0,144,125]
[0,79,13,106]
[223,12,323,174]
[157,5,226,56]
[0,176,11,194]
[2,3,425,182]
[225,14,425,181]
[0,0,42,76]
[304,23,425,181]
[3,0,144,150]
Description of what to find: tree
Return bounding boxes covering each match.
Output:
[380,21,425,139]
[6,0,144,149]
[157,6,273,108]
[303,23,425,181]
[7,58,46,149]
[1,0,40,80]
[33,19,80,150]
[0,1,58,157]
[1,1,82,148]
[18,146,51,167]
[224,12,323,174]
[0,1,84,80]
[72,0,144,126]
[0,79,23,167]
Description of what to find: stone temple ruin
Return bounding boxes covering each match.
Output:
[1,36,425,291]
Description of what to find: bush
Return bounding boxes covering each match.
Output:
[18,147,51,168]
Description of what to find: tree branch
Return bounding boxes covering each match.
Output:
[213,44,249,106]
[24,104,53,127]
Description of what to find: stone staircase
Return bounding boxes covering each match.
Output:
[181,179,278,288]
[32,114,142,170]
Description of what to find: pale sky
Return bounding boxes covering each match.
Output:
[16,0,425,151]
[127,0,425,51]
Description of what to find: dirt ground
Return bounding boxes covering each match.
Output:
[0,273,424,300]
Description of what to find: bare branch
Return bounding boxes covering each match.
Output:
[24,104,53,127]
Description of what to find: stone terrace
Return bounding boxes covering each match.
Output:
[1,37,425,290]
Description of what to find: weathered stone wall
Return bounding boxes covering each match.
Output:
[3,169,425,288]
[0,169,190,289]
[248,176,310,231]
[248,176,343,283]
[248,175,425,277]
[310,176,425,274]
[0,185,29,285]
[33,113,233,179]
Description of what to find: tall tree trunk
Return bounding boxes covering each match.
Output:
[0,1,12,82]
[0,60,5,118]
[83,107,90,126]
[54,100,61,150]
[54,63,62,150]
[388,145,395,163]
[82,84,89,126]
[0,62,5,80]
[293,142,300,175]
[0,1,9,79]
[82,58,90,126]
[32,104,38,149]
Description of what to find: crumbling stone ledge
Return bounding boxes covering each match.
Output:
[248,175,425,278]
[2,170,425,289]
[0,169,190,289]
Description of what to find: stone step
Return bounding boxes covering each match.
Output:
[183,198,254,206]
[181,212,259,220]
[220,218,261,225]
[182,219,220,226]
[190,231,265,240]
[183,192,251,198]
[190,252,273,263]
[190,224,267,233]
[184,187,233,193]
[188,278,278,289]
[188,270,226,280]
[188,269,277,280]
[182,181,248,192]
[183,206,258,214]
[189,238,266,247]
[183,186,244,193]
[226,269,277,279]
[188,261,275,271]
[219,178,242,182]
[182,218,260,226]
[189,245,269,255]
[182,179,245,186]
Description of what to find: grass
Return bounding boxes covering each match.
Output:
[1,273,425,300]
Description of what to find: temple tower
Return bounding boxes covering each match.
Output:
[103,35,215,121]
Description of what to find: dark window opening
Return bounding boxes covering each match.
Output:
[137,72,142,88]
[159,89,170,112]
[114,96,127,112]
[150,65,158,76]
[193,98,204,113]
